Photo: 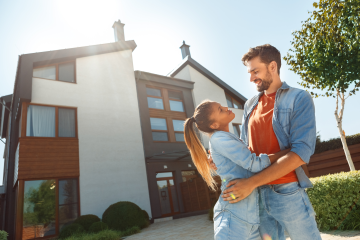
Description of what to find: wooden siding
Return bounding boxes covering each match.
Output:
[308,143,360,178]
[17,138,79,180]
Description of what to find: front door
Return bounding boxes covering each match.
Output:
[156,172,179,217]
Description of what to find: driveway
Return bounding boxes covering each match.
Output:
[125,214,360,240]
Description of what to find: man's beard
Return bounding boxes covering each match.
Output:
[255,70,273,92]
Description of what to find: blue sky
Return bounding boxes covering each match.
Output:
[1,1,359,184]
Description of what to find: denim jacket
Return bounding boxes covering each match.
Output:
[240,82,316,189]
[209,131,271,225]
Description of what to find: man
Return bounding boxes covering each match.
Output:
[210,44,321,240]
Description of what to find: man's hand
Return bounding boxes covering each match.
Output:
[221,178,256,203]
[207,150,217,171]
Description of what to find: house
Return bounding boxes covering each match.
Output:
[0,20,246,239]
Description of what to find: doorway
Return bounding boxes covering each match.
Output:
[156,172,179,217]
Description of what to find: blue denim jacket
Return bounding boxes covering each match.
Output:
[209,131,271,225]
[240,82,316,188]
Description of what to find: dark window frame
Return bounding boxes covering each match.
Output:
[232,123,241,138]
[33,61,77,84]
[225,93,243,110]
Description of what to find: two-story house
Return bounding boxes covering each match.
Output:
[0,20,246,239]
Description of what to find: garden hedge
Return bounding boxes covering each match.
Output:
[307,171,360,230]
[314,133,360,154]
[58,223,85,239]
[73,214,100,231]
[89,222,109,233]
[0,231,7,240]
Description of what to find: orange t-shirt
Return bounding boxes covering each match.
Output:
[248,92,298,185]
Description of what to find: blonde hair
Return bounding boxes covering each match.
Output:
[184,100,217,191]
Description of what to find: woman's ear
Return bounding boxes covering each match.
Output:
[210,122,219,130]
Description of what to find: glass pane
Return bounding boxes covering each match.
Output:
[226,94,234,108]
[168,91,182,100]
[59,203,78,231]
[169,180,179,212]
[175,133,184,142]
[152,132,168,141]
[59,108,76,137]
[33,66,56,80]
[172,120,184,132]
[233,99,242,109]
[59,179,78,205]
[59,62,75,83]
[23,180,56,239]
[233,124,240,137]
[157,180,171,215]
[150,118,167,130]
[169,100,184,112]
[26,105,56,137]
[182,171,198,182]
[147,97,164,109]
[146,88,161,97]
[156,172,173,178]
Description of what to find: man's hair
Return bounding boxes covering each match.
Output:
[241,44,281,74]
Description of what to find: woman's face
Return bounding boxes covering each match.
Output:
[209,102,235,131]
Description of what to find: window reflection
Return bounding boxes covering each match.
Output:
[59,179,79,231]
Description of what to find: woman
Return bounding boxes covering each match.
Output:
[184,100,289,240]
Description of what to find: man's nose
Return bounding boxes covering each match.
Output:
[250,74,256,82]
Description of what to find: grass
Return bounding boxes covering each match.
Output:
[61,226,141,240]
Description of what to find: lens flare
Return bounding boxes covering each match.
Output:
[263,234,272,240]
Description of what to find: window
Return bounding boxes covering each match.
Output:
[168,91,184,112]
[33,61,76,83]
[225,93,243,109]
[146,87,184,112]
[147,88,164,110]
[172,119,185,142]
[150,118,168,141]
[22,178,79,239]
[182,170,199,182]
[233,124,241,138]
[26,104,77,138]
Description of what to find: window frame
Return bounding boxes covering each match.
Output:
[150,117,170,143]
[22,103,78,139]
[33,60,77,84]
[225,93,243,110]
[17,177,81,239]
[172,118,185,142]
[232,123,241,138]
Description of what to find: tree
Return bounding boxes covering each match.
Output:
[284,0,360,170]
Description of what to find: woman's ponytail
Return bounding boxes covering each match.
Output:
[184,116,217,191]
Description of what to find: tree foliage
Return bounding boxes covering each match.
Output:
[284,0,360,97]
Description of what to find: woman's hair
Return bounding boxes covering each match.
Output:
[184,100,217,190]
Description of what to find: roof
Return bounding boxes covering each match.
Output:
[145,150,191,162]
[167,56,247,102]
[135,70,194,89]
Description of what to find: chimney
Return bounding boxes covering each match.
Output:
[180,41,191,59]
[112,20,125,42]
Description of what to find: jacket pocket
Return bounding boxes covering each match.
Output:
[275,108,291,135]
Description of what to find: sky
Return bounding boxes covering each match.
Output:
[1,0,359,184]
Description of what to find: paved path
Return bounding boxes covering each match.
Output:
[125,214,360,240]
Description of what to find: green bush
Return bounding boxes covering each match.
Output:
[307,171,360,230]
[73,214,101,232]
[89,222,109,233]
[314,133,360,154]
[123,226,141,237]
[142,209,150,221]
[63,230,122,240]
[59,223,85,239]
[102,201,147,231]
[0,231,8,240]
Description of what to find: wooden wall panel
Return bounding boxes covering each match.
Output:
[18,138,79,180]
[308,143,360,178]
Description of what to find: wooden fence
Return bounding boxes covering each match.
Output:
[180,176,221,213]
[308,143,360,178]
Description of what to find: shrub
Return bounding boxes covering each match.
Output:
[73,214,101,232]
[64,230,122,240]
[307,171,360,230]
[89,222,109,233]
[0,231,8,240]
[123,226,141,237]
[314,133,360,154]
[59,223,85,239]
[102,201,147,231]
[142,209,150,221]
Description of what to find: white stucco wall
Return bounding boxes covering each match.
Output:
[174,65,244,147]
[31,50,152,218]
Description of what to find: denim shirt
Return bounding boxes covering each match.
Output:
[209,131,271,225]
[240,82,316,189]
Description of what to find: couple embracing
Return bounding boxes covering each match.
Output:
[184,44,322,240]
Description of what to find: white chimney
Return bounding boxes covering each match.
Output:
[112,20,125,42]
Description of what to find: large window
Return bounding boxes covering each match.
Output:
[147,87,184,112]
[150,118,168,141]
[172,119,185,142]
[26,105,77,138]
[33,61,76,83]
[226,93,243,109]
[22,178,79,239]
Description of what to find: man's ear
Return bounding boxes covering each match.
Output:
[269,61,278,74]
[210,122,219,130]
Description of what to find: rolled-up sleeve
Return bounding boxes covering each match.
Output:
[211,132,271,173]
[290,91,316,164]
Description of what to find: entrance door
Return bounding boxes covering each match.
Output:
[156,172,179,217]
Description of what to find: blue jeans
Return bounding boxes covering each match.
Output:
[258,182,322,240]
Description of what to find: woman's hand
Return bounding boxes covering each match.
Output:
[221,178,256,203]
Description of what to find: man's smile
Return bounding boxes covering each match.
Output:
[254,79,262,86]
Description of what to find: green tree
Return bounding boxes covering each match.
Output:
[284,0,360,170]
